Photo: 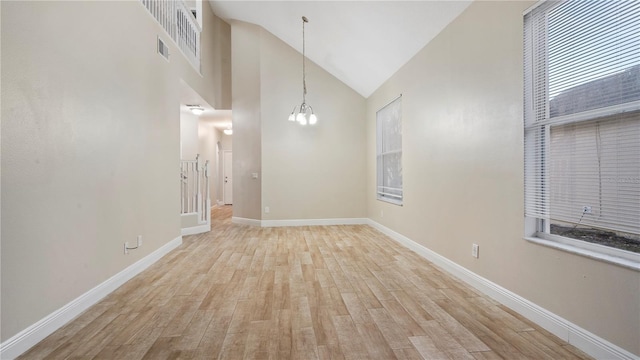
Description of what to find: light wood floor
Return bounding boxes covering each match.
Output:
[21,206,592,359]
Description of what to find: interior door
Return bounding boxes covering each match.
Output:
[223,151,233,205]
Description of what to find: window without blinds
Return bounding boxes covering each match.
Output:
[377,96,403,205]
[524,0,640,253]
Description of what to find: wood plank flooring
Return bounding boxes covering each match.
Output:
[20,206,592,359]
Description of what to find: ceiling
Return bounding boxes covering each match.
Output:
[207,1,471,98]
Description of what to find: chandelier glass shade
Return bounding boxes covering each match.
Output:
[288,16,317,126]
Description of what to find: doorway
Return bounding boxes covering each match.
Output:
[223,150,233,205]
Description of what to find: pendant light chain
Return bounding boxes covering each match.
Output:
[288,15,317,125]
[302,16,308,103]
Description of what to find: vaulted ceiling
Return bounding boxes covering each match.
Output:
[208,1,471,98]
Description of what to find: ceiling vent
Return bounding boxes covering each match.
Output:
[157,36,169,61]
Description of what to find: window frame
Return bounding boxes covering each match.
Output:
[523,0,640,269]
[376,95,403,206]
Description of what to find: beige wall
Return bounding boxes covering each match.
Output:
[231,22,262,220]
[203,9,231,111]
[366,1,639,355]
[1,0,229,342]
[220,130,233,152]
[230,21,367,221]
[181,112,200,159]
[260,27,367,220]
[197,122,219,202]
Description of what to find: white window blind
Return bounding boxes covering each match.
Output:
[524,0,640,237]
[549,113,639,234]
[377,96,403,205]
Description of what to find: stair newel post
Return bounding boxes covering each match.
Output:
[195,154,200,217]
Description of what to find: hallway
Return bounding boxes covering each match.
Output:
[20,207,591,359]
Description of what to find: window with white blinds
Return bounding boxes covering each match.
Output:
[377,96,403,205]
[524,0,640,253]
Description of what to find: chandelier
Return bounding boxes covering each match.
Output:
[288,16,317,126]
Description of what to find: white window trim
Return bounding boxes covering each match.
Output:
[376,192,403,206]
[525,235,640,272]
[376,95,403,206]
[525,215,640,271]
[523,0,640,269]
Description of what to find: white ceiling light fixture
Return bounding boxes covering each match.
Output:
[223,127,233,135]
[288,16,317,126]
[188,105,205,116]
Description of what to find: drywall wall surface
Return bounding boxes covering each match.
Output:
[365,1,639,355]
[201,8,232,110]
[181,112,200,160]
[220,129,233,151]
[1,0,223,342]
[197,122,220,202]
[259,28,367,220]
[181,213,199,228]
[231,21,262,220]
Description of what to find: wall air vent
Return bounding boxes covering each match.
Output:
[157,36,170,61]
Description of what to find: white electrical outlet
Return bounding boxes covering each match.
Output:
[137,235,142,247]
[380,210,384,218]
[472,244,479,258]
[582,206,592,214]
[265,206,270,214]
[124,242,129,255]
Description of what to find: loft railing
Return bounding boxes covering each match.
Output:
[180,154,210,223]
[176,1,200,70]
[140,0,201,72]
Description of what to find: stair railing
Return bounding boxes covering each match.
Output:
[180,154,209,224]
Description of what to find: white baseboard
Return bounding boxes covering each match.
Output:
[0,236,183,360]
[181,224,211,236]
[261,218,369,227]
[231,217,262,227]
[366,219,638,360]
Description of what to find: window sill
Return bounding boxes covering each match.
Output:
[524,236,640,272]
[377,197,403,206]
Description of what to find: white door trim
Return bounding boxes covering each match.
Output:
[223,150,232,205]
